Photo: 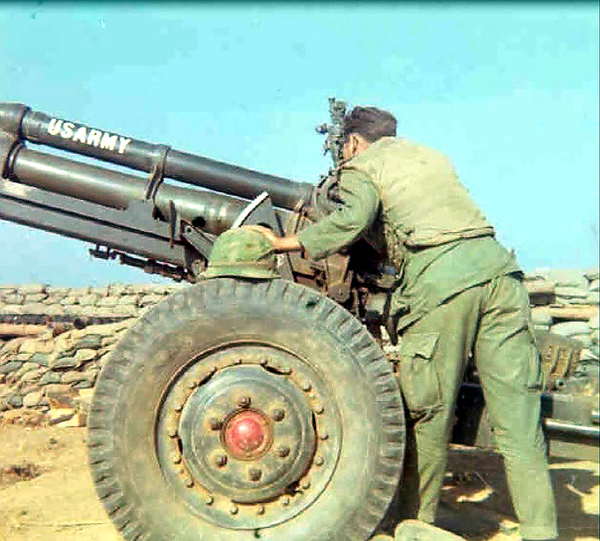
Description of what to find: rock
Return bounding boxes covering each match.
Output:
[25,293,47,303]
[139,294,165,307]
[0,408,47,427]
[73,335,103,350]
[59,296,80,306]
[78,294,99,306]
[19,338,55,355]
[551,321,591,337]
[117,294,139,305]
[73,380,94,389]
[20,367,48,383]
[39,371,62,385]
[531,307,552,326]
[74,348,98,363]
[3,294,25,304]
[61,371,88,384]
[97,296,118,307]
[0,361,24,375]
[43,304,64,315]
[51,356,79,370]
[21,302,48,314]
[20,284,48,294]
[44,384,77,408]
[47,407,76,425]
[23,390,44,407]
[11,362,39,381]
[580,347,600,361]
[29,353,50,367]
[111,305,137,317]
[7,393,23,408]
[586,291,599,304]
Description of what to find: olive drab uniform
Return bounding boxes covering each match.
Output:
[298,137,558,540]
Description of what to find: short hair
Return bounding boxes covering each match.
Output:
[342,106,397,143]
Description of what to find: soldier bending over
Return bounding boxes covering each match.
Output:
[260,105,558,541]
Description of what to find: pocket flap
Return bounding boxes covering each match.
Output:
[400,332,439,360]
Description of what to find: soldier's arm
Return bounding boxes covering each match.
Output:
[278,170,379,260]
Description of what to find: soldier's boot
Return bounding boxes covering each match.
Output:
[394,520,466,540]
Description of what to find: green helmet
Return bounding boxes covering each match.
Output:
[202,226,279,280]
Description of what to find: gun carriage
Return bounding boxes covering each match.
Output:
[0,100,597,540]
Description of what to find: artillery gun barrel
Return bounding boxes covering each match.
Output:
[0,103,314,211]
[6,145,257,236]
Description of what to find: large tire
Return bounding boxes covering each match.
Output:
[88,279,405,541]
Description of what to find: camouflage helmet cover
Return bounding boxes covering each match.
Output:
[202,225,279,279]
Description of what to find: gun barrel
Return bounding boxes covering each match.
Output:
[0,103,314,211]
[10,146,253,235]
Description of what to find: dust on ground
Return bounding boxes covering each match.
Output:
[0,426,597,541]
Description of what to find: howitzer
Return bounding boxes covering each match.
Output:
[0,100,597,541]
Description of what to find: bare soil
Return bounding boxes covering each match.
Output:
[0,426,597,540]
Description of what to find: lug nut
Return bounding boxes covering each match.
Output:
[301,479,311,490]
[281,496,290,506]
[319,431,329,441]
[249,467,262,481]
[230,505,239,515]
[272,408,285,422]
[208,417,223,430]
[277,445,291,458]
[314,456,324,466]
[301,380,312,392]
[170,452,182,464]
[279,364,292,375]
[205,495,214,505]
[314,403,324,414]
[238,395,251,408]
[214,454,228,467]
[256,505,265,515]
[184,476,194,487]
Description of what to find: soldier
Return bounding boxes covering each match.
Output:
[259,105,558,540]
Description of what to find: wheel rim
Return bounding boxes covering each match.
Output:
[156,342,342,530]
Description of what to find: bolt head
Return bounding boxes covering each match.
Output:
[248,467,262,481]
[319,431,329,441]
[301,381,312,392]
[170,452,182,464]
[277,445,291,458]
[314,403,324,414]
[281,496,290,506]
[272,408,285,422]
[301,479,311,490]
[230,505,239,515]
[205,495,214,505]
[256,505,265,515]
[214,454,228,467]
[314,456,324,466]
[208,417,223,430]
[238,395,251,408]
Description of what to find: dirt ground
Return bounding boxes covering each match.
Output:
[0,425,597,541]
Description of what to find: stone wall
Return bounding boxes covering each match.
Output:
[0,271,598,424]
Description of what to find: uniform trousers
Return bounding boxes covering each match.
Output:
[396,273,558,540]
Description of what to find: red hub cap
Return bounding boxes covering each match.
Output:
[223,410,272,459]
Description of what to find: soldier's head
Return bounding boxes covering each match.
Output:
[342,106,397,160]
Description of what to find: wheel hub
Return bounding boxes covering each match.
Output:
[223,410,271,459]
[156,344,341,530]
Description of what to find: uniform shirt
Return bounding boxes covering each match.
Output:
[298,137,520,331]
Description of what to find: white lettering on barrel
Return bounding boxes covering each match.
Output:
[118,137,131,154]
[100,133,117,151]
[60,122,75,139]
[72,126,88,144]
[47,118,62,136]
[87,129,102,147]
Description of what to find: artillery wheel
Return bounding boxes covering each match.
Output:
[88,279,405,541]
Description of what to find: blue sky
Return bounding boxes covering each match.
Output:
[0,2,598,285]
